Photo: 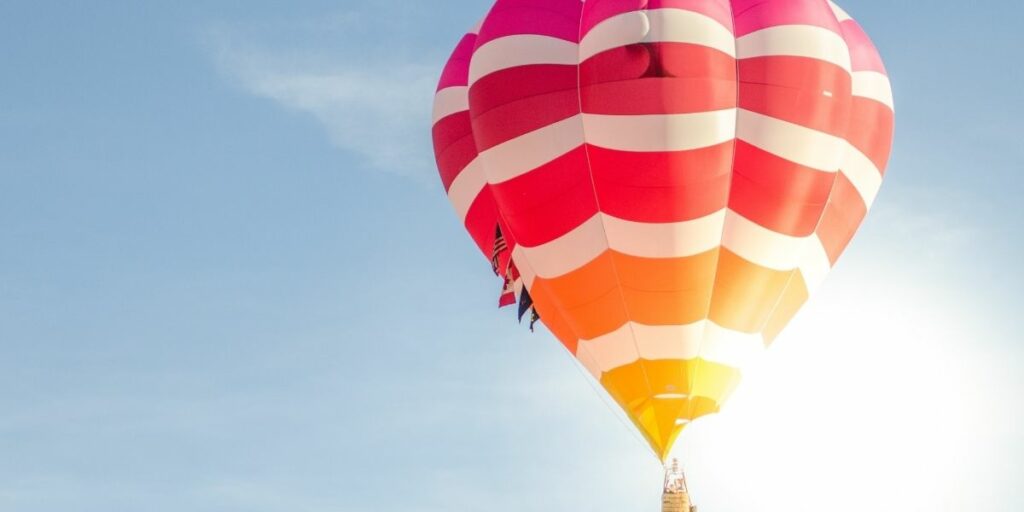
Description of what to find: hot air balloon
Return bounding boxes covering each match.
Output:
[431,0,893,502]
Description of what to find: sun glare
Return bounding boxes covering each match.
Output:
[669,270,1000,511]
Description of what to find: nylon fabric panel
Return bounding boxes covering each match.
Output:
[846,98,894,172]
[589,143,734,223]
[707,249,797,332]
[729,141,837,236]
[816,172,868,264]
[600,358,738,457]
[731,0,843,37]
[761,270,810,345]
[580,43,737,115]
[530,250,720,337]
[489,147,596,247]
[469,65,580,151]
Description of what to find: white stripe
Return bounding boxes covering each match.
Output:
[852,71,895,111]
[481,111,735,184]
[737,25,852,72]
[840,140,883,208]
[585,109,737,152]
[480,115,584,184]
[797,235,832,293]
[577,320,765,375]
[603,211,725,259]
[518,211,724,279]
[721,211,809,271]
[446,157,487,222]
[634,322,704,360]
[518,214,608,279]
[518,208,847,279]
[737,109,845,172]
[511,244,538,289]
[576,343,604,380]
[698,322,765,368]
[584,323,642,371]
[468,35,579,85]
[432,86,469,124]
[579,8,735,62]
[827,1,853,22]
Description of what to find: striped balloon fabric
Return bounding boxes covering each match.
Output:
[432,0,893,460]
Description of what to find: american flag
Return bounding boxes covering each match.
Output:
[491,224,507,276]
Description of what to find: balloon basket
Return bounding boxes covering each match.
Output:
[662,459,696,512]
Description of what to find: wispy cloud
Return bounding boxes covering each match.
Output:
[205,9,445,180]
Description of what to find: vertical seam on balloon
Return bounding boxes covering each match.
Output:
[757,0,855,347]
[574,3,660,460]
[683,0,743,429]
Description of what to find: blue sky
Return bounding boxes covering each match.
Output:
[1,1,1021,511]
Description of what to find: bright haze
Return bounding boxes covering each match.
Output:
[1,1,1020,511]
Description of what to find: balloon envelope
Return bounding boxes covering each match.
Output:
[432,0,894,460]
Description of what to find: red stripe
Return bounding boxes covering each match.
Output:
[582,43,735,84]
[432,110,472,158]
[846,97,894,174]
[729,141,837,237]
[465,191,500,257]
[490,146,596,247]
[469,65,580,152]
[471,92,580,152]
[434,134,477,192]
[739,56,852,137]
[470,64,578,116]
[581,43,736,115]
[590,142,734,223]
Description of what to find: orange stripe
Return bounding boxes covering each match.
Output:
[532,247,806,339]
[530,250,719,339]
[708,248,797,333]
[528,279,579,354]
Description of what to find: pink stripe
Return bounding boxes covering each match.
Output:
[436,34,477,91]
[731,0,842,37]
[475,0,583,47]
[840,20,887,74]
[581,0,734,36]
